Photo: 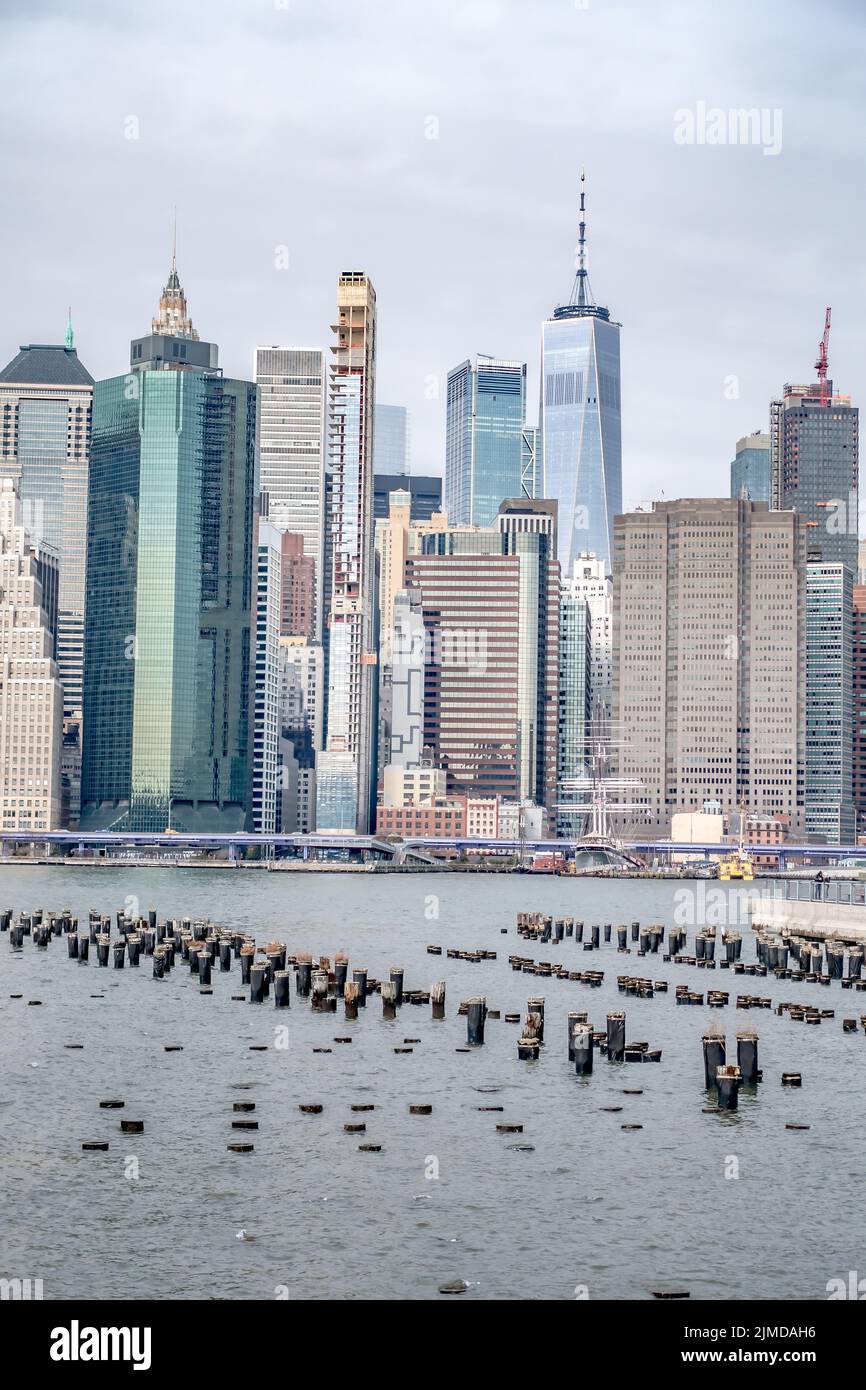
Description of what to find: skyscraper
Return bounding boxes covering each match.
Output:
[562,553,613,718]
[252,518,283,835]
[445,356,526,527]
[317,272,378,833]
[540,173,621,575]
[374,404,410,473]
[82,260,258,832]
[255,347,327,637]
[372,471,441,522]
[0,478,64,831]
[730,431,771,502]
[771,378,858,572]
[557,589,591,837]
[805,562,854,843]
[613,499,805,839]
[406,499,559,808]
[0,332,93,726]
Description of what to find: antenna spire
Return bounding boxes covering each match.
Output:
[65,306,74,350]
[172,206,177,273]
[576,168,587,307]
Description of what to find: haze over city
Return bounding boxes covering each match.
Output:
[2,0,864,506]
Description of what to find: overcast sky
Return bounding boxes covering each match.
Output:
[1,0,864,506]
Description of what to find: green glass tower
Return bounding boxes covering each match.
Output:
[82,262,258,831]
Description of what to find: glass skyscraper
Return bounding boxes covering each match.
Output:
[805,563,855,843]
[82,263,258,832]
[445,356,525,527]
[374,404,410,473]
[539,174,621,576]
[730,431,771,502]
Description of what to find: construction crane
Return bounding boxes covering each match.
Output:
[815,306,832,407]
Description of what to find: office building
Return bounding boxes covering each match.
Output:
[318,273,378,833]
[373,471,441,522]
[278,637,323,834]
[613,499,805,839]
[82,260,258,832]
[279,531,316,640]
[771,378,858,572]
[252,519,282,835]
[805,563,854,843]
[539,173,621,575]
[557,590,591,837]
[730,431,771,502]
[405,499,559,807]
[445,356,525,527]
[853,585,866,834]
[562,553,612,718]
[255,347,327,636]
[374,404,410,473]
[0,330,93,731]
[0,478,63,830]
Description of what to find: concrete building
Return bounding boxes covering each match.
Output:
[279,531,316,640]
[384,586,425,770]
[445,356,525,527]
[255,347,327,637]
[277,637,323,834]
[853,584,866,832]
[539,173,621,576]
[613,498,806,839]
[0,478,63,831]
[82,261,258,832]
[405,499,559,808]
[373,471,441,523]
[730,431,771,503]
[377,796,467,839]
[318,273,378,833]
[382,764,447,806]
[805,563,854,843]
[562,553,612,717]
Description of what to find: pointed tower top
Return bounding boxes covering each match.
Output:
[554,169,611,322]
[153,230,199,341]
[64,306,74,350]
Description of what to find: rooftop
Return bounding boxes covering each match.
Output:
[0,344,94,388]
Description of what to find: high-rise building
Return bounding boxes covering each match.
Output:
[255,347,327,637]
[278,637,323,834]
[385,585,425,770]
[613,499,805,839]
[0,478,64,830]
[520,424,538,500]
[445,356,525,527]
[730,431,771,502]
[0,331,93,726]
[771,379,858,572]
[317,272,378,833]
[82,261,258,832]
[406,499,559,807]
[252,519,283,835]
[557,590,591,837]
[372,471,441,522]
[853,585,866,833]
[539,173,621,575]
[374,404,410,473]
[279,531,316,640]
[562,553,613,718]
[805,563,854,843]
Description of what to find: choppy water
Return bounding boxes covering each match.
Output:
[0,865,863,1301]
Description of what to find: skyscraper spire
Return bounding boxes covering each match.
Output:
[65,306,74,350]
[555,168,610,322]
[152,233,199,341]
[172,206,177,275]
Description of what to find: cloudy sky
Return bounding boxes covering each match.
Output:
[1,0,864,506]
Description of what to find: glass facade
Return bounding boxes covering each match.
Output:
[777,389,859,571]
[82,369,258,831]
[730,433,771,502]
[805,563,855,843]
[374,404,410,473]
[557,592,591,836]
[539,310,621,576]
[445,357,525,527]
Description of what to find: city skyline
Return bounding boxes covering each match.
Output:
[2,0,864,509]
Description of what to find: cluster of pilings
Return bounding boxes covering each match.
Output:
[776,1001,836,1026]
[755,933,866,986]
[702,1026,762,1109]
[735,994,772,1010]
[516,914,649,953]
[617,975,668,998]
[507,954,605,986]
[445,948,497,962]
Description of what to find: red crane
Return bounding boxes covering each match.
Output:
[815,306,832,407]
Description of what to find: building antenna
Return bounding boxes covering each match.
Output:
[65,306,74,350]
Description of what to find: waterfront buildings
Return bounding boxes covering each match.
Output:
[255,347,327,636]
[805,562,854,843]
[252,519,283,835]
[539,173,621,576]
[562,553,612,718]
[277,637,323,834]
[0,478,63,831]
[317,272,378,833]
[613,498,806,839]
[374,404,410,474]
[730,431,771,502]
[557,589,591,837]
[405,499,559,808]
[81,261,258,832]
[445,356,525,527]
